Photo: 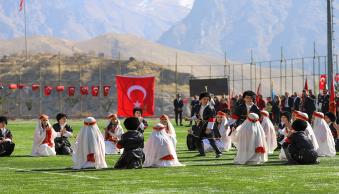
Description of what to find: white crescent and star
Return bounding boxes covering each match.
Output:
[127,85,147,108]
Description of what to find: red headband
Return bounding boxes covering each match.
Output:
[106,114,117,120]
[313,112,324,119]
[84,121,96,126]
[39,114,49,120]
[247,117,258,123]
[160,114,168,120]
[217,111,226,117]
[260,111,269,117]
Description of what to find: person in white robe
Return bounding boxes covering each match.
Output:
[232,113,268,165]
[278,112,292,160]
[72,117,107,170]
[159,114,177,149]
[103,113,124,155]
[260,110,278,154]
[31,114,58,156]
[143,123,183,167]
[312,112,336,157]
[293,111,319,151]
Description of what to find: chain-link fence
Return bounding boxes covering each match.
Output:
[0,53,338,119]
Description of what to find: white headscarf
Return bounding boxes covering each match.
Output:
[312,112,336,157]
[143,123,182,167]
[31,116,57,156]
[233,113,268,164]
[72,117,107,169]
[260,111,277,154]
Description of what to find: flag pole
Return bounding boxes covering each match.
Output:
[24,0,28,61]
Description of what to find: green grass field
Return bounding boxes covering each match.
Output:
[0,119,338,194]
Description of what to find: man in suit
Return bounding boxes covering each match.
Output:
[293,92,301,111]
[189,92,222,158]
[318,89,330,114]
[302,90,316,122]
[173,94,184,126]
[283,92,294,113]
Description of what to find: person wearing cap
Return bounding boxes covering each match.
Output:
[260,110,277,154]
[232,113,268,165]
[159,114,177,149]
[187,92,222,158]
[103,113,124,155]
[52,113,73,155]
[143,123,183,167]
[133,107,148,133]
[312,112,336,157]
[324,112,339,151]
[173,93,184,126]
[292,111,319,151]
[31,114,59,156]
[72,117,107,170]
[229,90,261,129]
[0,116,15,156]
[114,117,144,169]
[282,119,319,164]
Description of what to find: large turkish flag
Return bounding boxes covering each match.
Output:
[319,75,326,90]
[116,75,155,117]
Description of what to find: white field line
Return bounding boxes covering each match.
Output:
[7,167,100,180]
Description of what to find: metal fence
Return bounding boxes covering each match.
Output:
[0,53,338,119]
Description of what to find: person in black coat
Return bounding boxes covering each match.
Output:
[114,117,144,169]
[318,90,330,114]
[292,92,301,111]
[0,116,15,156]
[301,90,316,122]
[52,113,73,155]
[173,93,184,126]
[133,107,148,133]
[282,119,318,164]
[230,90,261,128]
[189,92,222,158]
[324,112,339,151]
[283,92,294,113]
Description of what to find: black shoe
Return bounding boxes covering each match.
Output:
[195,153,206,157]
[180,124,183,126]
[216,153,222,158]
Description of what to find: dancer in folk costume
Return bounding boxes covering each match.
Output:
[114,117,145,169]
[282,119,319,164]
[231,113,268,165]
[0,116,15,156]
[278,112,292,160]
[72,117,107,170]
[203,111,232,152]
[143,123,183,167]
[312,112,336,157]
[260,110,278,154]
[103,113,124,155]
[324,112,339,151]
[31,114,59,156]
[52,113,73,155]
[293,111,319,151]
[133,107,148,133]
[159,114,177,149]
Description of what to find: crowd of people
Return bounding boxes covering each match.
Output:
[0,89,338,169]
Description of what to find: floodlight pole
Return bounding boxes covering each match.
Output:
[327,0,334,86]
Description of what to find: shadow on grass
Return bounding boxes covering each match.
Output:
[10,155,33,157]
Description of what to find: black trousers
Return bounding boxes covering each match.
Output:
[194,136,221,155]
[0,141,15,156]
[174,111,183,125]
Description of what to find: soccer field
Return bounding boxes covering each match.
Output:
[0,119,338,194]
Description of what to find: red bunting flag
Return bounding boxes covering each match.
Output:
[319,75,326,90]
[44,86,53,96]
[336,73,339,82]
[255,82,262,104]
[56,86,65,92]
[103,85,111,96]
[19,0,25,12]
[92,86,99,96]
[17,84,25,89]
[9,84,18,90]
[32,84,40,91]
[80,86,89,95]
[116,75,155,117]
[68,86,76,96]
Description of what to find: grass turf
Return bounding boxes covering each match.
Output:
[0,119,338,194]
